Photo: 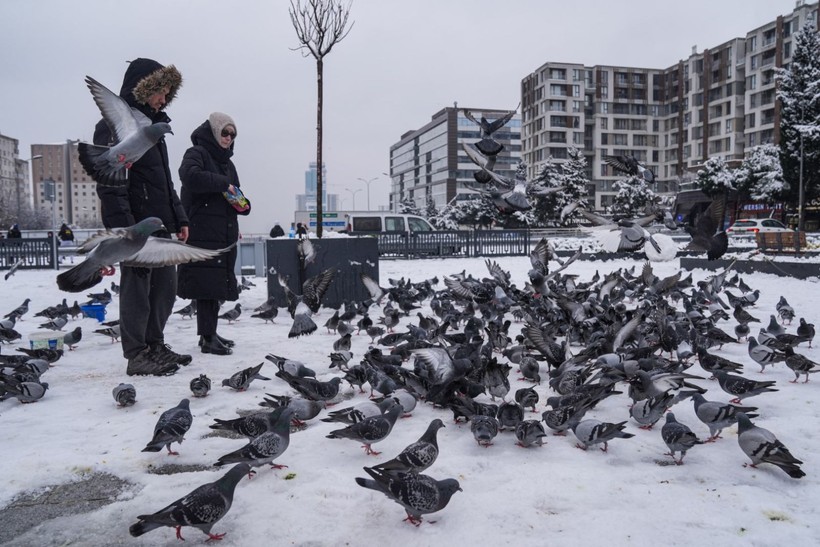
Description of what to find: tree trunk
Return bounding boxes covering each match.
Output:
[316,58,324,238]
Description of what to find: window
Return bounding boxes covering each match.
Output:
[407,217,431,232]
[600,118,608,129]
[572,85,580,97]
[550,68,566,80]
[549,100,565,111]
[550,84,566,96]
[549,131,566,143]
[572,101,582,113]
[747,74,756,90]
[353,217,381,231]
[572,68,583,81]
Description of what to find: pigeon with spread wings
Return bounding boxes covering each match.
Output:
[56,217,232,292]
[77,76,173,186]
[279,268,336,338]
[604,154,655,184]
[684,198,728,260]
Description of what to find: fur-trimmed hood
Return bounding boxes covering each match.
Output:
[119,58,182,111]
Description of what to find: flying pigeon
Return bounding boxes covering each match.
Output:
[190,374,212,397]
[112,383,136,407]
[356,466,462,526]
[141,399,192,455]
[214,408,296,472]
[279,268,336,338]
[373,419,445,473]
[222,363,270,391]
[684,198,728,260]
[78,75,174,186]
[736,414,804,479]
[129,463,250,541]
[4,258,23,281]
[56,217,231,292]
[661,412,702,465]
[326,400,403,455]
[604,154,655,183]
[463,106,518,156]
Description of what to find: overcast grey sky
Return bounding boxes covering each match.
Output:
[0,0,803,234]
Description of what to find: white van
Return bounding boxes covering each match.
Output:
[345,213,433,233]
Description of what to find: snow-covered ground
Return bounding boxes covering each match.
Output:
[1,255,819,546]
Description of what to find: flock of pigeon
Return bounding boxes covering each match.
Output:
[3,241,818,541]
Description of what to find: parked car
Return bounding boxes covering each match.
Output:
[726,218,792,235]
[344,213,433,233]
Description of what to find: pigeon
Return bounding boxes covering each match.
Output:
[463,106,518,155]
[86,288,112,305]
[210,409,285,440]
[747,336,786,372]
[355,466,462,526]
[326,400,403,455]
[496,401,525,430]
[736,414,804,479]
[321,397,397,425]
[251,307,278,323]
[630,393,674,430]
[515,419,548,448]
[713,370,778,403]
[514,386,539,412]
[110,280,120,295]
[0,378,48,403]
[173,301,197,318]
[274,370,342,405]
[373,419,444,473]
[572,419,634,452]
[218,303,242,323]
[4,298,29,320]
[78,75,174,186]
[112,383,136,407]
[691,393,757,442]
[57,217,230,292]
[214,407,296,471]
[661,412,702,464]
[470,415,499,446]
[683,198,728,260]
[796,318,815,347]
[265,354,316,379]
[94,323,121,343]
[4,258,23,280]
[142,399,192,455]
[190,374,212,397]
[784,348,820,383]
[222,363,270,391]
[776,296,795,324]
[324,310,340,333]
[297,237,317,267]
[279,269,336,338]
[129,463,250,541]
[604,154,655,183]
[62,326,82,350]
[258,394,324,427]
[14,347,63,363]
[39,315,68,331]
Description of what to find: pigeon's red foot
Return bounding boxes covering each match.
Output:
[206,532,226,541]
[175,525,185,540]
[363,445,381,456]
[117,154,126,163]
[403,514,423,527]
[270,463,289,469]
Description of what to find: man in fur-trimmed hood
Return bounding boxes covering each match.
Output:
[92,57,191,376]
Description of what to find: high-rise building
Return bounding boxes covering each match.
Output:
[521,1,818,209]
[0,132,33,222]
[30,141,102,227]
[388,106,522,211]
[295,161,339,212]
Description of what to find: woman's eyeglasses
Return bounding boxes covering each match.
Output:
[221,129,236,139]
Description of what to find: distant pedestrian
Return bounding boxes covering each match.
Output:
[7,224,21,239]
[296,222,308,239]
[270,224,285,238]
[58,223,75,245]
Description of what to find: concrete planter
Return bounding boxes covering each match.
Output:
[266,237,379,309]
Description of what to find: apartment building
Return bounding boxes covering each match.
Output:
[388,106,521,211]
[521,1,818,209]
[30,141,101,227]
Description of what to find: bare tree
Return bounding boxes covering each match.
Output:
[289,0,353,237]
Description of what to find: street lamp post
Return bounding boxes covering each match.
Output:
[43,179,58,269]
[345,188,362,210]
[357,176,378,211]
[798,129,805,232]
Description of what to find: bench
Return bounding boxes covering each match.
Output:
[755,231,807,253]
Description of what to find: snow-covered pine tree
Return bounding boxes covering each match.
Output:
[776,20,820,229]
[734,144,788,202]
[695,156,736,197]
[550,147,590,225]
[610,175,657,216]
[399,197,423,216]
[424,194,439,219]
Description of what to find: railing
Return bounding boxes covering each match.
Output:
[349,230,531,259]
[0,238,56,270]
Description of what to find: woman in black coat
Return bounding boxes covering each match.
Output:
[177,112,250,355]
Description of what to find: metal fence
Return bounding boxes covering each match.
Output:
[349,230,531,259]
[0,238,56,270]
